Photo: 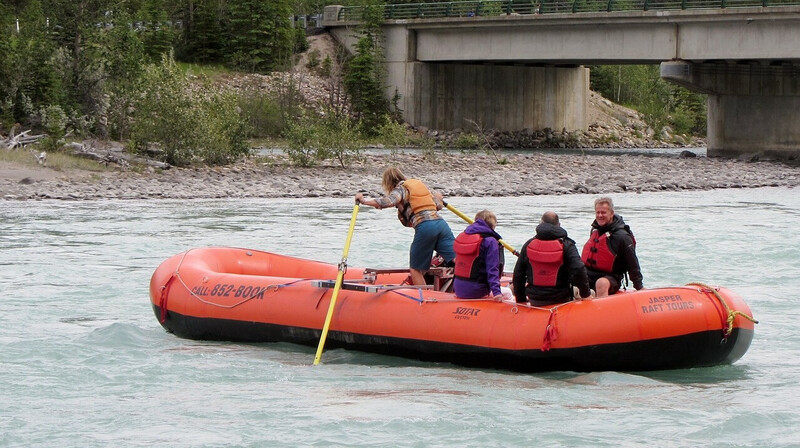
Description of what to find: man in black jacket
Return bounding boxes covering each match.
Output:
[513,211,591,306]
[581,197,644,297]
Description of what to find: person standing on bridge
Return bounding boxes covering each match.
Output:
[581,197,644,297]
[513,211,591,305]
[355,167,455,286]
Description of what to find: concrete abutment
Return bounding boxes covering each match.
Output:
[662,61,800,161]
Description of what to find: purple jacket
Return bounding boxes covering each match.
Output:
[453,219,504,298]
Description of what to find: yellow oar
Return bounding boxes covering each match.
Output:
[444,201,519,257]
[313,202,360,365]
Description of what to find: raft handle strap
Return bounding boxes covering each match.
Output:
[686,282,758,339]
[541,308,558,352]
[159,273,177,323]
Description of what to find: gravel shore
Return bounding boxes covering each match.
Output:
[2,150,799,201]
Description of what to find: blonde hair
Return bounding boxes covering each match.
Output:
[474,210,497,229]
[382,167,406,193]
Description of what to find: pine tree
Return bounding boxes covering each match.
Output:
[175,0,225,63]
[343,0,390,133]
[2,0,65,125]
[225,0,293,73]
[138,0,176,61]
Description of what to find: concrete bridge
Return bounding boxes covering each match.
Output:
[323,1,800,159]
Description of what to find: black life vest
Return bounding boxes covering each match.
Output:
[527,239,564,287]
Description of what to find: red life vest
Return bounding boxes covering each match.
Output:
[581,230,616,272]
[527,239,564,287]
[454,232,482,279]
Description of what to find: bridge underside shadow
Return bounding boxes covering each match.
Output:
[401,62,588,133]
[663,61,800,161]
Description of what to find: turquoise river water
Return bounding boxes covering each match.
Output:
[1,187,799,447]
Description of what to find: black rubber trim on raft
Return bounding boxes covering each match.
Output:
[152,305,753,373]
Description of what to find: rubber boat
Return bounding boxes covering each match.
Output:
[150,247,756,372]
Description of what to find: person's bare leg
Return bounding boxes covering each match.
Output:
[595,277,611,297]
[410,268,426,285]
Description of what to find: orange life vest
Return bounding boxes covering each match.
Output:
[402,179,436,215]
[527,239,564,287]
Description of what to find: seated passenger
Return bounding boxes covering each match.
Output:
[513,211,591,306]
[453,210,509,300]
[581,197,643,297]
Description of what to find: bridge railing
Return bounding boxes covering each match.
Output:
[336,0,799,20]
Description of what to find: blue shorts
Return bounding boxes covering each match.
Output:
[409,219,456,270]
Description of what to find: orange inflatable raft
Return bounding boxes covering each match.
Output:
[150,247,756,372]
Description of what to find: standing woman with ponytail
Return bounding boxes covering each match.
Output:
[356,167,456,286]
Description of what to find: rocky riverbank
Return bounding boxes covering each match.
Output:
[2,150,798,201]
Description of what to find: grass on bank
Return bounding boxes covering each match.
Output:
[1,147,113,172]
[177,62,236,81]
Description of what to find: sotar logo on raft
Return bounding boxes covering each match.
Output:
[453,307,480,320]
[642,294,695,313]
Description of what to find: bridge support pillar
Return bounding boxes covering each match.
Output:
[662,61,800,161]
[403,62,588,133]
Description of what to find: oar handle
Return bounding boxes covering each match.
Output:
[444,202,519,257]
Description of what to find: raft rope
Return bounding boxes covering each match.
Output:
[158,273,177,323]
[387,287,570,352]
[162,248,564,342]
[163,249,313,312]
[686,282,758,338]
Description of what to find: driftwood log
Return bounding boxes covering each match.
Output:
[67,142,171,170]
[2,130,46,149]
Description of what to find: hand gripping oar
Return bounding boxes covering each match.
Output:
[443,201,519,257]
[314,201,360,365]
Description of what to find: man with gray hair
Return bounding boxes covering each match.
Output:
[581,197,644,297]
[513,211,591,305]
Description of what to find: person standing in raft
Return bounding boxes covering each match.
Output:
[513,211,591,306]
[453,210,511,300]
[355,167,456,286]
[581,197,644,297]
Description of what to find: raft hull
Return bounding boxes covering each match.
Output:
[150,247,755,372]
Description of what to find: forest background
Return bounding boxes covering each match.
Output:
[0,0,707,168]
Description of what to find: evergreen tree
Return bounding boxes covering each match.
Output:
[138,0,177,61]
[175,0,225,63]
[41,0,116,124]
[226,0,293,73]
[101,9,147,139]
[1,0,64,126]
[343,0,390,133]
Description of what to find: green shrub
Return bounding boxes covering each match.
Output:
[306,49,321,70]
[320,56,333,78]
[238,92,288,138]
[130,54,249,166]
[286,112,362,167]
[375,118,409,148]
[38,104,68,151]
[454,133,480,149]
[590,64,707,138]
